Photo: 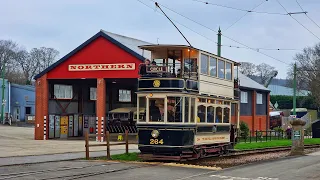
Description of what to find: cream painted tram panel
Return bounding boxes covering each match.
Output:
[199,81,233,98]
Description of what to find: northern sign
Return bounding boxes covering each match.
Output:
[68,63,135,71]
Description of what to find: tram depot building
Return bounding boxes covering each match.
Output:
[34,30,270,140]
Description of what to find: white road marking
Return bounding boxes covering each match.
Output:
[210,175,279,180]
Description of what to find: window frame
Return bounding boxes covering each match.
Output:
[89,87,97,100]
[256,93,263,105]
[118,89,132,102]
[53,84,73,99]
[241,91,248,103]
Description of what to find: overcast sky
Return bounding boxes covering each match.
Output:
[1,0,320,78]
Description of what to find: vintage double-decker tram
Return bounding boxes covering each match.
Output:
[136,45,240,161]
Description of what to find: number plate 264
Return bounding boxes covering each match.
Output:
[150,139,164,145]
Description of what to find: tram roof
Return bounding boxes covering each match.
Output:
[139,44,240,66]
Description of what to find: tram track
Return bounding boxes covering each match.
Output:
[0,162,160,180]
[0,163,116,180]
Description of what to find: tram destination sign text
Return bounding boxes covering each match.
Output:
[68,63,135,71]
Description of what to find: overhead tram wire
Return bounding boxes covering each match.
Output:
[192,0,288,15]
[276,0,320,41]
[296,0,320,30]
[221,44,302,51]
[143,0,290,65]
[224,0,266,32]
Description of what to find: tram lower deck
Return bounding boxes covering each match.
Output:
[136,91,237,161]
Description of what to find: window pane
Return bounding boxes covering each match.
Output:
[138,96,146,122]
[226,62,232,80]
[54,84,72,99]
[257,93,262,104]
[184,58,197,73]
[149,98,164,122]
[216,107,222,123]
[218,60,225,79]
[201,54,208,74]
[241,91,248,103]
[197,105,206,122]
[185,97,189,123]
[190,98,195,123]
[119,89,131,102]
[167,97,183,123]
[90,87,96,100]
[209,57,217,77]
[207,106,215,123]
[223,107,230,123]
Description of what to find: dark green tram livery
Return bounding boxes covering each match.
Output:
[136,45,240,161]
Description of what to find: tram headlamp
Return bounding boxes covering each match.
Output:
[151,130,159,138]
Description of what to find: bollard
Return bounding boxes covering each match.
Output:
[106,131,110,160]
[125,130,129,154]
[85,132,89,160]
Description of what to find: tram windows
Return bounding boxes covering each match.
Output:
[209,57,217,77]
[207,106,215,123]
[197,105,206,123]
[216,107,222,123]
[218,60,225,79]
[224,107,230,123]
[190,98,195,123]
[149,98,164,122]
[184,97,189,123]
[201,54,209,74]
[138,96,146,122]
[167,97,183,122]
[226,62,232,80]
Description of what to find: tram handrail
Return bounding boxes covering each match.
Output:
[84,130,135,160]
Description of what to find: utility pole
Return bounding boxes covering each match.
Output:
[293,63,297,117]
[217,27,221,57]
[1,63,5,124]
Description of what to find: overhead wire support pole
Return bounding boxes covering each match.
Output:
[293,63,297,118]
[155,2,192,47]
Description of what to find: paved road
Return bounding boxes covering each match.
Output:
[0,151,319,180]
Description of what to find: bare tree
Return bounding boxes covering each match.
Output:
[0,40,18,73]
[30,47,59,75]
[256,63,277,85]
[287,43,320,106]
[239,62,256,76]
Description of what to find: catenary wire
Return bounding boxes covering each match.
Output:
[224,0,266,32]
[296,0,320,30]
[276,0,320,41]
[192,0,288,15]
[141,0,290,65]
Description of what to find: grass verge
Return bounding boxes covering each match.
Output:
[88,152,140,161]
[235,138,320,150]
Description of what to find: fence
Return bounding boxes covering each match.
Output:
[84,130,135,160]
[237,129,312,143]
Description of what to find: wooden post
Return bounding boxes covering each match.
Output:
[125,130,129,154]
[106,131,110,160]
[85,131,89,160]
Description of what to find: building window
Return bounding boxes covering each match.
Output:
[89,87,96,100]
[241,91,248,103]
[25,107,31,114]
[119,89,131,102]
[257,93,263,104]
[226,62,232,80]
[200,54,209,74]
[54,84,73,99]
[218,59,225,79]
[209,57,217,77]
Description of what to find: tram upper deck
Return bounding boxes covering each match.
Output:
[137,45,240,100]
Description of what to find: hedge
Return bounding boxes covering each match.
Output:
[270,95,317,109]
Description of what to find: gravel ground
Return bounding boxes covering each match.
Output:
[189,148,320,169]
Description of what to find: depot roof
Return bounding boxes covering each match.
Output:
[34,30,151,80]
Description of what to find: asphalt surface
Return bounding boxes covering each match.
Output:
[0,151,319,180]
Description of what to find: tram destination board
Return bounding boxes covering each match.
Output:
[138,79,184,90]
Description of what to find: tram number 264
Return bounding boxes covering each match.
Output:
[150,139,164,145]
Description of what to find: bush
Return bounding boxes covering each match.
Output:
[274,127,284,133]
[240,121,249,140]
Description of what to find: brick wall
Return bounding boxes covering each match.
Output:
[34,74,49,140]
